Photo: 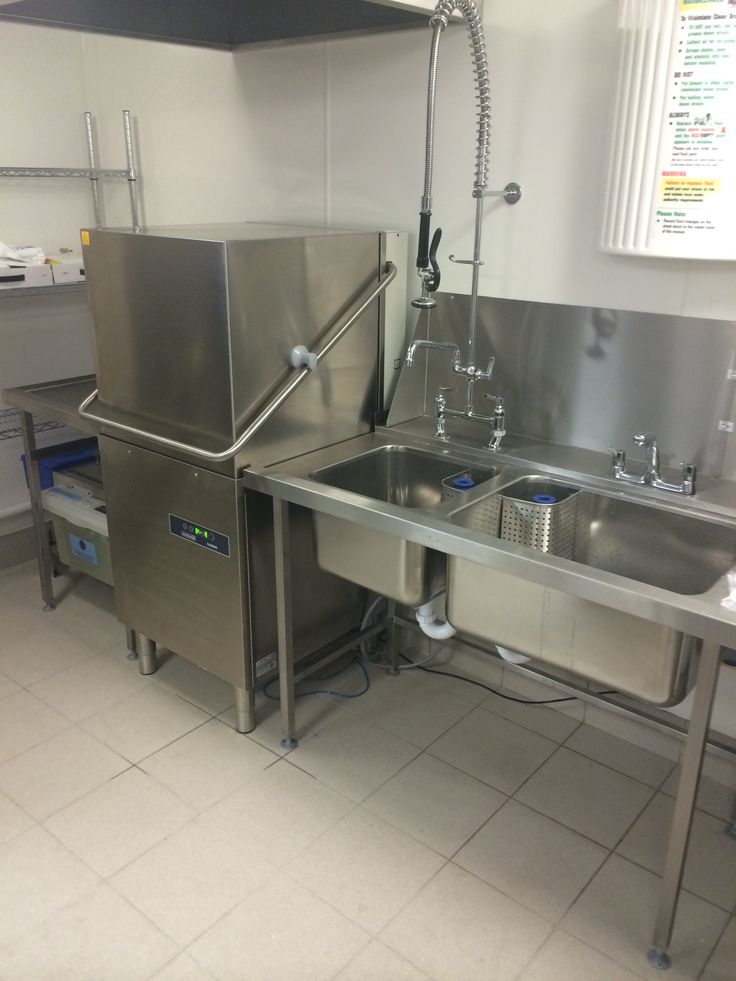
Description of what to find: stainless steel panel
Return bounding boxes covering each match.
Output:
[83,224,384,475]
[446,559,695,705]
[100,435,251,688]
[389,295,736,476]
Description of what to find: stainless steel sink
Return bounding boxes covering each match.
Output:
[311,445,497,508]
[311,445,498,605]
[448,482,736,705]
[573,492,736,595]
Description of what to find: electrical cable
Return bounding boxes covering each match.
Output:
[263,654,370,701]
[396,652,618,704]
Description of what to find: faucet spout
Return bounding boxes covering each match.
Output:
[405,340,461,368]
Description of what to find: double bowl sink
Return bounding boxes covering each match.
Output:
[309,442,736,705]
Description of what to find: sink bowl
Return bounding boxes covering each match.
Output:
[311,445,497,508]
[448,482,736,705]
[311,445,497,606]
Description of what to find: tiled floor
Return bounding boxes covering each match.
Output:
[0,560,735,980]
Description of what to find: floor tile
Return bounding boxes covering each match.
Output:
[334,939,431,981]
[455,799,608,922]
[81,684,210,762]
[0,826,99,944]
[140,717,277,810]
[0,790,35,846]
[480,686,582,743]
[0,624,99,686]
[206,758,354,866]
[44,767,196,876]
[364,752,506,857]
[288,715,419,802]
[189,873,369,981]
[60,607,126,654]
[0,689,70,765]
[565,724,675,788]
[616,793,736,912]
[428,706,558,795]
[342,668,472,748]
[0,882,176,980]
[219,689,349,756]
[701,917,736,981]
[111,812,277,945]
[153,655,236,716]
[660,766,736,822]
[561,854,729,981]
[380,862,551,981]
[519,930,642,981]
[0,671,20,701]
[0,726,129,820]
[29,650,151,723]
[516,747,654,848]
[286,807,446,934]
[150,952,218,981]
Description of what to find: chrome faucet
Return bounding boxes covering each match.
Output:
[610,433,697,496]
[434,386,454,440]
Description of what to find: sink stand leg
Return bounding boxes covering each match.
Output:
[385,599,399,675]
[126,627,138,662]
[726,790,736,840]
[648,640,721,971]
[274,498,297,749]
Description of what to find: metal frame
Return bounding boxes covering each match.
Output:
[263,464,735,971]
[0,110,140,230]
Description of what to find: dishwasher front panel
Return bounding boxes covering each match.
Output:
[101,436,251,689]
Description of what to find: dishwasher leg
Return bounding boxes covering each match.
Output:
[20,411,56,611]
[136,633,158,676]
[125,627,138,662]
[273,498,297,749]
[648,641,721,971]
[233,686,255,734]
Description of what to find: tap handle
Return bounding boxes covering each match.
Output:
[633,433,656,447]
[610,447,626,469]
[682,462,697,492]
[437,385,455,394]
[483,392,503,406]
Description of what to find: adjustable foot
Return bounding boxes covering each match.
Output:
[136,633,158,675]
[280,737,298,750]
[647,948,671,971]
[726,821,736,840]
[233,686,255,734]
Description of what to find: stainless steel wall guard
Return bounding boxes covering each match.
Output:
[0,111,140,230]
[78,260,397,461]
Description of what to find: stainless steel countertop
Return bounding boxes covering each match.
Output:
[2,376,97,435]
[242,420,736,650]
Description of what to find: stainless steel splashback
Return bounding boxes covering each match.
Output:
[83,223,384,474]
[389,294,736,477]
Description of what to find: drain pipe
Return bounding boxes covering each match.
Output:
[415,594,457,641]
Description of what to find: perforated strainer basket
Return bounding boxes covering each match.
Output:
[499,477,580,558]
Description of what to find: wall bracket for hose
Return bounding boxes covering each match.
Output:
[480,181,522,205]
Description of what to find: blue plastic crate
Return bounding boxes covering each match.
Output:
[21,446,99,491]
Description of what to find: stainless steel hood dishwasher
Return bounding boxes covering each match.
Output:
[79,222,401,732]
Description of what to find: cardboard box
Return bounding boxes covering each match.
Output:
[48,253,85,285]
[0,263,53,290]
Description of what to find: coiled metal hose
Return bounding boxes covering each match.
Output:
[424,0,491,202]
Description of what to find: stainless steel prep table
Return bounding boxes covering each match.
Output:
[2,375,98,611]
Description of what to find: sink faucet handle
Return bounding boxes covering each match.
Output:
[681,462,697,494]
[610,447,626,472]
[437,385,455,394]
[633,433,657,447]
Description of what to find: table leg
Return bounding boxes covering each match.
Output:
[136,633,158,676]
[20,411,55,611]
[385,598,399,675]
[648,640,721,970]
[273,498,297,749]
[233,685,255,734]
